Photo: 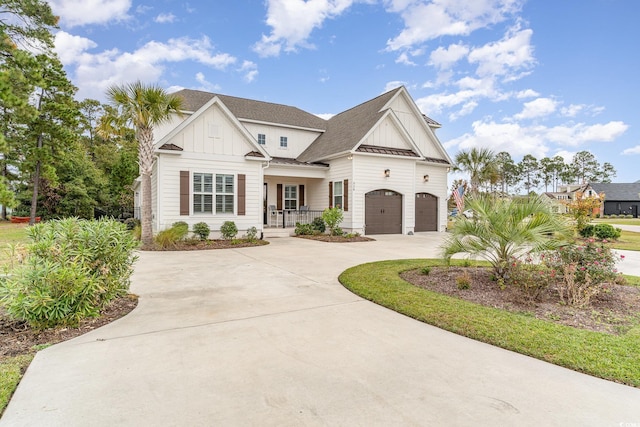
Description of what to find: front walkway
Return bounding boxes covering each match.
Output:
[2,234,639,426]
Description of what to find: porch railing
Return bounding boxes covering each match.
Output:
[267,208,324,228]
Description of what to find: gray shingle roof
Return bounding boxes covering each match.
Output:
[297,87,402,162]
[171,89,327,130]
[588,183,640,201]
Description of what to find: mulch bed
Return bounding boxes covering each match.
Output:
[0,294,138,361]
[143,239,270,251]
[401,267,640,335]
[295,235,375,243]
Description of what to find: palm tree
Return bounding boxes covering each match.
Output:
[441,193,572,279]
[102,81,183,247]
[453,147,496,192]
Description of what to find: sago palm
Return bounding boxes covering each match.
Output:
[102,81,183,247]
[441,194,572,278]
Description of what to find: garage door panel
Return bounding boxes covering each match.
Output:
[365,190,402,234]
[415,193,437,232]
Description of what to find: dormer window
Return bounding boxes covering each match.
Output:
[258,133,266,145]
[280,136,288,149]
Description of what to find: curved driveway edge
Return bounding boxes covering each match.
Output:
[2,233,640,426]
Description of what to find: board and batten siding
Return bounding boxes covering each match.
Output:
[415,163,449,232]
[156,155,263,236]
[324,156,354,230]
[151,161,159,232]
[242,122,322,159]
[387,95,444,160]
[165,103,257,156]
[352,155,416,235]
[360,115,413,150]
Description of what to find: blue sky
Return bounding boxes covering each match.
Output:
[50,0,640,184]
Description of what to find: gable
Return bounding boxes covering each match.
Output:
[384,89,452,163]
[359,114,415,152]
[155,97,269,159]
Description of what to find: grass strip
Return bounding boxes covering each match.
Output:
[339,258,640,387]
[0,354,34,416]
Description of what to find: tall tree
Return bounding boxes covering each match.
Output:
[539,156,566,192]
[518,154,540,193]
[21,54,79,224]
[598,162,616,183]
[102,81,183,246]
[453,147,496,193]
[494,151,518,195]
[572,151,600,184]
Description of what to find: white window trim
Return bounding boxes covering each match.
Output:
[193,172,213,214]
[284,184,297,210]
[192,172,236,215]
[279,136,288,149]
[333,180,343,209]
[215,174,235,215]
[258,133,266,145]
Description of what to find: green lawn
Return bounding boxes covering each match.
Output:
[609,230,640,251]
[0,222,29,416]
[339,259,640,387]
[593,218,640,226]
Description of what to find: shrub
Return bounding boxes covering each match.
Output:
[220,221,238,240]
[193,222,210,240]
[172,221,189,239]
[322,207,344,236]
[579,224,595,238]
[0,218,138,329]
[626,214,634,219]
[295,222,314,236]
[421,266,431,275]
[593,223,621,240]
[312,217,326,233]
[124,217,140,230]
[543,240,621,306]
[507,255,554,301]
[456,271,471,289]
[245,226,258,241]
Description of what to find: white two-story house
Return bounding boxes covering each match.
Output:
[134,86,453,237]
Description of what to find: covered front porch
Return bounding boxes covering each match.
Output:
[263,157,328,229]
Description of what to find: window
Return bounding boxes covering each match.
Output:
[280,136,288,148]
[284,185,297,210]
[193,173,213,213]
[333,181,343,208]
[258,133,266,145]
[216,174,234,214]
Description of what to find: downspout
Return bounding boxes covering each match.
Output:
[155,154,161,233]
[261,161,270,238]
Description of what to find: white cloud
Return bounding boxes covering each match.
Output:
[395,52,416,66]
[444,119,629,160]
[194,72,221,92]
[445,120,549,158]
[238,61,258,83]
[54,31,97,65]
[155,13,176,23]
[552,150,575,163]
[515,89,539,99]
[55,34,238,99]
[253,0,356,57]
[385,0,524,51]
[513,97,557,120]
[467,25,535,79]
[622,145,640,155]
[429,42,469,69]
[48,0,132,27]
[384,80,407,92]
[543,121,629,146]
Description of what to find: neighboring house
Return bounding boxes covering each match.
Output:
[541,192,571,214]
[134,86,452,237]
[582,183,640,218]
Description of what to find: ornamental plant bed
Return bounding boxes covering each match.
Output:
[144,238,269,251]
[0,294,138,361]
[401,266,640,335]
[296,234,375,243]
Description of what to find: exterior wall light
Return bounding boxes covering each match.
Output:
[384,169,390,178]
[423,174,429,182]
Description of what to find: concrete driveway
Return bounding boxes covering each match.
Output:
[2,234,640,426]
